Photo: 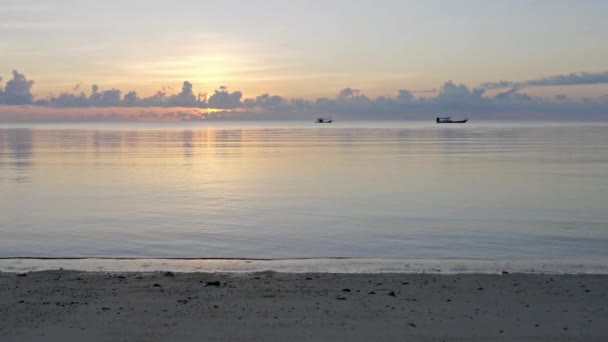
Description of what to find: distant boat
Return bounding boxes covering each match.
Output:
[315,116,333,123]
[436,116,468,123]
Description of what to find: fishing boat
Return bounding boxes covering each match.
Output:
[315,116,333,123]
[436,116,468,123]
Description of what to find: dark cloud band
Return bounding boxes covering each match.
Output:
[1,70,608,119]
[481,71,608,89]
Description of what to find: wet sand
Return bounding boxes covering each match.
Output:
[0,271,606,341]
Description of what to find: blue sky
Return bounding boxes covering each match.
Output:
[1,0,608,119]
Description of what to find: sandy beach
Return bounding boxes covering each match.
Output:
[0,271,606,341]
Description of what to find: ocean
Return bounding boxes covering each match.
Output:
[1,121,607,261]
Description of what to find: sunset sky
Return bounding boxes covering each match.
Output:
[1,0,608,119]
[2,0,607,96]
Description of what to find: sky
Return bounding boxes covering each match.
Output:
[1,0,608,120]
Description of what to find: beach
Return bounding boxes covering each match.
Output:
[3,1,608,341]
[1,271,606,341]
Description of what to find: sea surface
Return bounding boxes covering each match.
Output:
[1,121,607,260]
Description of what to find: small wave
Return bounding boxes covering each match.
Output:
[1,257,607,274]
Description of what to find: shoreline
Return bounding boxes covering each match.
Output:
[1,270,606,341]
[2,257,608,274]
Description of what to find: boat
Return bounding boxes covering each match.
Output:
[436,116,468,123]
[315,117,333,123]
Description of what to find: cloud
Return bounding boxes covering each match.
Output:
[0,70,34,105]
[47,85,122,107]
[207,86,243,109]
[435,80,485,103]
[168,81,198,107]
[411,89,437,94]
[337,87,360,99]
[0,106,211,122]
[293,81,608,119]
[2,70,608,121]
[97,89,122,106]
[482,71,608,89]
[244,94,287,109]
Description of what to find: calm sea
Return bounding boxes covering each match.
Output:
[1,121,607,260]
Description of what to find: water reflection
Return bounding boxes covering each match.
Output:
[182,130,193,160]
[0,123,607,259]
[0,128,33,182]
